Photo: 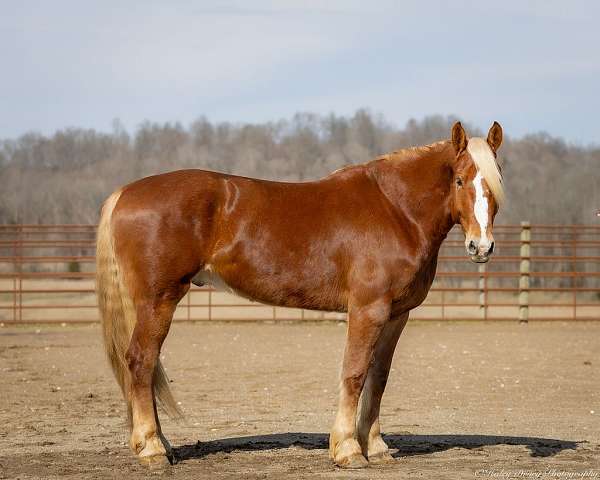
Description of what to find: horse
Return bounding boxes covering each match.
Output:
[96,121,504,468]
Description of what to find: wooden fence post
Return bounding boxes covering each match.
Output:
[17,225,23,324]
[12,232,17,324]
[572,225,578,321]
[479,263,486,319]
[519,221,531,323]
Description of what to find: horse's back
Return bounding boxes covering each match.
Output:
[113,166,383,242]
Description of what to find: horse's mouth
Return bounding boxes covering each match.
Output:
[470,255,490,264]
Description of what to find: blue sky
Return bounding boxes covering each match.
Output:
[2,0,599,144]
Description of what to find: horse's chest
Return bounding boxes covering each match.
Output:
[391,257,438,310]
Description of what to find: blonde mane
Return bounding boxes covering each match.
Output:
[390,140,450,160]
[466,137,505,206]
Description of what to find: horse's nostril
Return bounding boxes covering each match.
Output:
[489,242,495,254]
[468,240,477,254]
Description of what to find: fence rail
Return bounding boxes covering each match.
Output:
[0,224,599,323]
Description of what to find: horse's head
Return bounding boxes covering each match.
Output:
[450,121,504,264]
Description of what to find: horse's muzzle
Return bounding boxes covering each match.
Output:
[466,239,494,263]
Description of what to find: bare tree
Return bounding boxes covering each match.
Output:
[0,112,597,225]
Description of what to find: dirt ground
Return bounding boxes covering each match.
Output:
[0,321,599,479]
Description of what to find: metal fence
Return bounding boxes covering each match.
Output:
[0,224,599,323]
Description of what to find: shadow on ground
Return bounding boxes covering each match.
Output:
[173,432,581,463]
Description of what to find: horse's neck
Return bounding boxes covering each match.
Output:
[367,143,456,251]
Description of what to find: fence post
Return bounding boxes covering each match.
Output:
[187,289,191,322]
[17,225,23,324]
[441,289,446,321]
[572,225,577,321]
[478,263,486,319]
[519,221,531,323]
[12,233,17,324]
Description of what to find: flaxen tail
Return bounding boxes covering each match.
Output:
[96,190,182,423]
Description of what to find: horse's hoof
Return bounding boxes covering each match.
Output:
[139,454,171,469]
[369,450,395,464]
[336,453,369,469]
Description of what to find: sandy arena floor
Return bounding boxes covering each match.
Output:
[0,321,599,479]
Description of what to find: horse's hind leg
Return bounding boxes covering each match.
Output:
[126,287,187,465]
[356,311,408,463]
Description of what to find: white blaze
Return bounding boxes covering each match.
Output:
[473,171,489,245]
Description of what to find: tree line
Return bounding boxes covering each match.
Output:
[1,111,598,225]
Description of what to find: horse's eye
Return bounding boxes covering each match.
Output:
[456,177,463,187]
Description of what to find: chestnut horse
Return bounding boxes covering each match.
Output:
[96,121,504,468]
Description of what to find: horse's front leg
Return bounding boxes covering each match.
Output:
[356,311,409,463]
[329,296,391,468]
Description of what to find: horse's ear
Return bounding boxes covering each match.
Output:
[487,121,503,153]
[451,121,468,154]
